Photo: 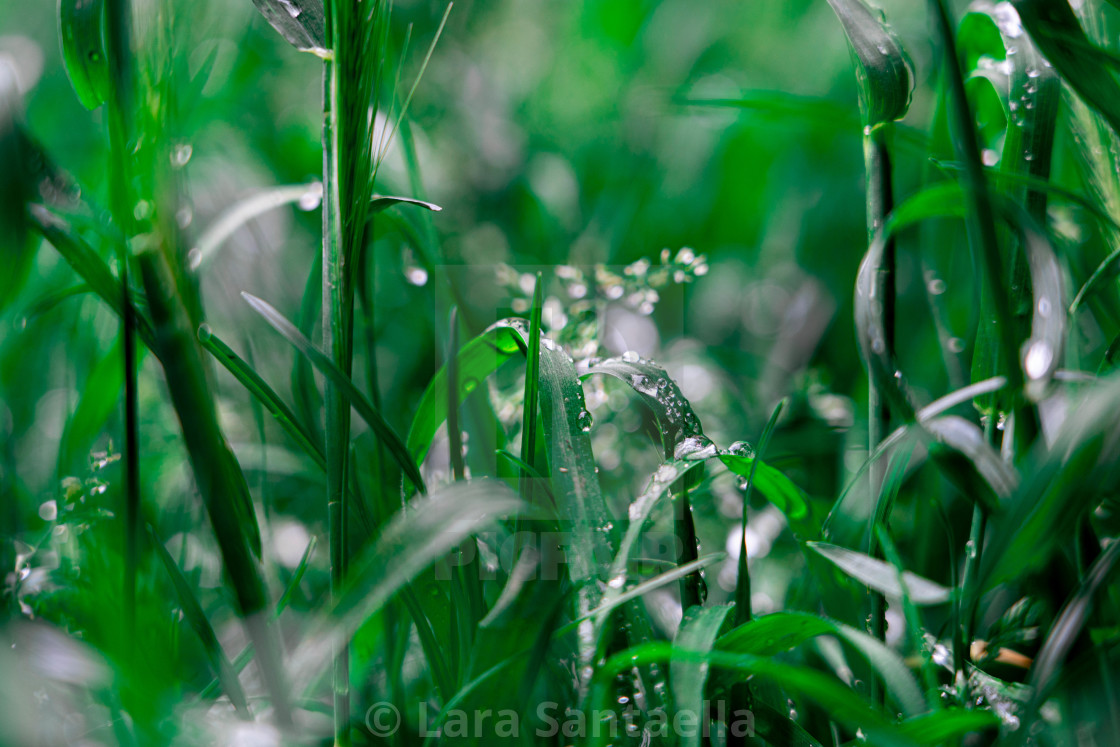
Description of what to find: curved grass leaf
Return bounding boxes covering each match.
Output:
[190,182,321,270]
[250,0,327,55]
[242,291,426,494]
[715,610,925,718]
[807,542,952,605]
[199,325,325,471]
[58,0,111,110]
[594,642,919,747]
[824,0,912,127]
[369,194,442,215]
[148,525,250,718]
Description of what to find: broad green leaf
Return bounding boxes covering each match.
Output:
[250,0,327,56]
[407,323,524,466]
[825,0,912,127]
[672,604,733,747]
[58,0,111,109]
[716,610,925,717]
[807,542,953,605]
[242,291,426,494]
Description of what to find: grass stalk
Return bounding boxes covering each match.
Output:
[102,0,140,660]
[864,119,895,710]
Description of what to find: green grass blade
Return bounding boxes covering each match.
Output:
[734,399,785,626]
[806,542,952,605]
[519,274,543,498]
[58,0,111,109]
[715,610,925,718]
[199,324,326,471]
[672,604,733,747]
[242,291,426,494]
[148,525,250,719]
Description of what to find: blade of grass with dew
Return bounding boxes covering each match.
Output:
[960,1,1060,420]
[806,542,952,605]
[932,0,1026,435]
[199,324,325,471]
[249,0,327,55]
[672,604,732,747]
[136,249,290,721]
[188,182,322,270]
[242,291,425,493]
[1012,0,1120,136]
[714,610,925,718]
[147,525,250,719]
[535,329,619,697]
[58,0,111,110]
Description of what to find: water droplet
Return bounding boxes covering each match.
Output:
[1037,297,1051,317]
[727,440,755,459]
[405,265,428,286]
[927,278,947,295]
[38,500,57,522]
[1024,340,1053,379]
[674,435,717,461]
[577,409,593,432]
[948,337,965,353]
[171,143,193,168]
[133,200,152,221]
[1027,68,1041,78]
[621,350,641,363]
[298,182,323,211]
[982,149,999,166]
